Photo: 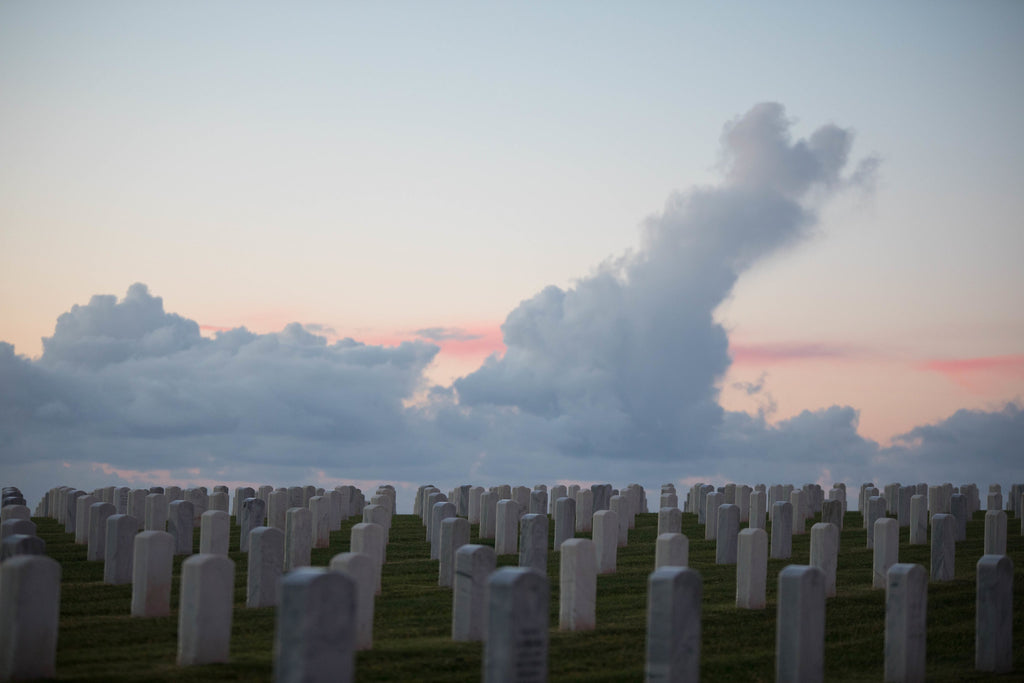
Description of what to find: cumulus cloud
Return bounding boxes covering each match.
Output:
[3,103,1021,510]
[1,284,441,481]
[454,102,875,461]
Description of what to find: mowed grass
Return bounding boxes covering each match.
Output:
[36,507,1024,681]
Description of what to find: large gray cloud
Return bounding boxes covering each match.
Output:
[453,102,876,461]
[2,103,1020,510]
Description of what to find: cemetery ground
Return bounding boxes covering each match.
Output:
[39,508,1023,681]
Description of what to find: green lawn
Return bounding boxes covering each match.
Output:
[34,507,1024,681]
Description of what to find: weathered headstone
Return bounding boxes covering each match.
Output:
[645,566,702,682]
[609,495,630,547]
[810,522,839,598]
[274,567,356,683]
[131,530,174,617]
[0,555,61,681]
[776,565,825,683]
[736,528,768,609]
[909,495,927,545]
[866,495,886,549]
[658,507,682,536]
[440,516,471,587]
[575,489,594,533]
[704,491,723,541]
[873,518,899,589]
[885,563,927,683]
[593,509,618,574]
[519,513,548,576]
[200,509,229,555]
[553,497,575,550]
[168,500,194,556]
[790,490,807,535]
[483,567,549,683]
[930,514,955,581]
[950,494,968,542]
[285,507,312,572]
[128,489,149,530]
[983,510,1007,556]
[771,501,793,560]
[74,494,99,544]
[308,496,331,549]
[177,554,234,666]
[655,532,689,570]
[975,554,1013,672]
[104,514,138,584]
[0,534,46,561]
[350,522,384,594]
[479,491,498,540]
[330,552,376,650]
[451,545,495,644]
[87,501,117,561]
[495,500,520,556]
[248,526,284,608]
[240,497,267,552]
[716,504,740,565]
[431,501,457,560]
[749,489,767,530]
[559,538,596,631]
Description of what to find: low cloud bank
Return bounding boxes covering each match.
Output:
[2,104,1020,509]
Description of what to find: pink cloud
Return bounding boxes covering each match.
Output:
[920,354,1024,392]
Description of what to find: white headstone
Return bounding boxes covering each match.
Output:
[559,538,596,631]
[200,510,230,555]
[131,530,174,617]
[885,563,927,682]
[909,495,927,545]
[247,526,284,608]
[645,566,702,682]
[440,516,471,587]
[704,491,723,540]
[495,500,520,556]
[274,568,356,683]
[285,507,312,572]
[104,513,138,584]
[575,489,593,533]
[975,554,1013,672]
[873,518,899,589]
[983,510,1007,556]
[553,497,575,550]
[177,554,234,666]
[658,507,682,537]
[930,514,956,582]
[655,532,689,570]
[168,500,194,556]
[237,497,264,552]
[810,522,839,598]
[593,509,618,574]
[0,555,61,681]
[483,568,549,683]
[749,489,767,530]
[308,496,331,549]
[479,491,498,540]
[452,544,496,642]
[87,501,117,561]
[776,565,825,683]
[736,528,768,609]
[715,504,740,565]
[330,552,376,650]
[519,513,548,576]
[350,522,385,594]
[771,501,793,560]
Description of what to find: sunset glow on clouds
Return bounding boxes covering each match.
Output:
[1,3,1023,510]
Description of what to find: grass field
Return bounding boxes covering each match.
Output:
[34,506,1024,681]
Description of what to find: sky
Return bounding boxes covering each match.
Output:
[2,2,1023,512]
